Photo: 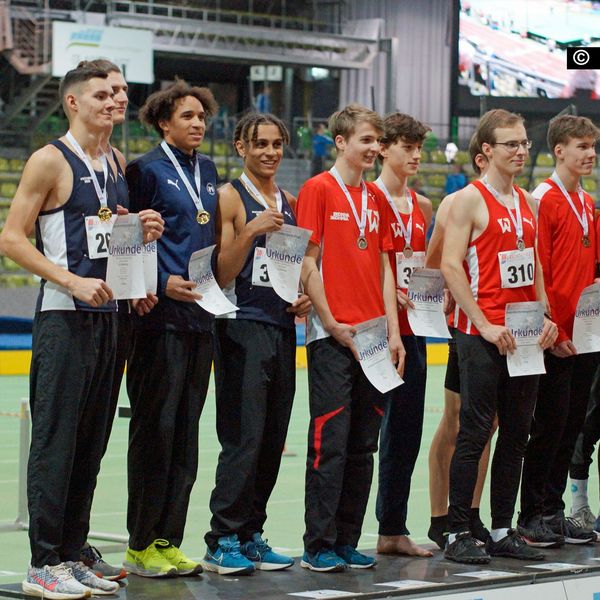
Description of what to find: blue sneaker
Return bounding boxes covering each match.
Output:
[334,545,376,569]
[300,549,347,572]
[240,533,294,571]
[201,535,255,576]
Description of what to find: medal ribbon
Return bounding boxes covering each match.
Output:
[483,176,524,243]
[66,131,108,210]
[240,172,283,212]
[374,177,413,247]
[551,171,589,238]
[329,166,367,239]
[160,141,206,215]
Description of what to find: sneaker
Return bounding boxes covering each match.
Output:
[517,514,564,548]
[444,532,490,564]
[486,530,545,561]
[154,539,202,576]
[240,533,294,571]
[123,543,177,577]
[80,543,127,581]
[300,549,347,572]
[427,523,447,550]
[544,513,595,544]
[571,505,597,531]
[65,561,120,595]
[333,545,376,569]
[22,563,92,599]
[595,514,600,534]
[201,535,255,576]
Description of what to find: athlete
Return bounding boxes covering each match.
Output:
[123,80,219,578]
[441,108,558,564]
[372,112,433,557]
[202,112,311,575]
[426,135,494,549]
[0,64,159,599]
[518,115,600,546]
[297,104,404,572]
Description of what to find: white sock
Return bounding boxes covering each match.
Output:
[571,478,589,513]
[490,528,509,542]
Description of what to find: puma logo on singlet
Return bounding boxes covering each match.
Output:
[497,217,512,234]
[415,223,425,233]
[523,217,534,229]
[167,178,180,191]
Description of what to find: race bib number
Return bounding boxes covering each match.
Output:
[85,215,116,260]
[251,247,272,288]
[395,251,425,289]
[498,247,535,289]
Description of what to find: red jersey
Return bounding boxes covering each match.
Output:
[535,178,595,344]
[376,187,427,335]
[297,171,393,343]
[455,180,537,335]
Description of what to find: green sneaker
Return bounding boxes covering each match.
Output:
[123,542,177,578]
[154,539,203,576]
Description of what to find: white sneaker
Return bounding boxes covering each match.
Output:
[570,505,597,531]
[65,561,120,595]
[22,563,92,599]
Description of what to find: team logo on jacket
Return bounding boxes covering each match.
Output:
[206,182,216,195]
[167,178,181,191]
[367,209,380,233]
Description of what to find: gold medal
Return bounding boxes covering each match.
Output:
[403,245,413,258]
[196,210,210,225]
[97,206,112,222]
[357,236,368,250]
[583,235,591,248]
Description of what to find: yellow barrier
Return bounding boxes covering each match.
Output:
[0,344,449,376]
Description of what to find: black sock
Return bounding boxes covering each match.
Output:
[430,515,448,529]
[470,507,483,525]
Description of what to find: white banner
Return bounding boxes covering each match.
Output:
[52,22,154,83]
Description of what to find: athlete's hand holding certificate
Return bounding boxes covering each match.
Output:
[406,269,451,338]
[505,301,546,377]
[188,245,239,316]
[572,283,600,354]
[106,214,151,300]
[353,316,404,393]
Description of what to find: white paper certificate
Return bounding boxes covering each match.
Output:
[353,316,403,393]
[572,283,600,354]
[265,224,312,303]
[189,245,239,316]
[142,240,157,294]
[406,268,451,338]
[505,301,546,377]
[106,214,146,300]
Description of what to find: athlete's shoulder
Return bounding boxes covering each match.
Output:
[300,171,332,195]
[531,180,554,204]
[128,145,164,172]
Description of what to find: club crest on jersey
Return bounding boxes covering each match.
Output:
[367,209,380,233]
[80,176,93,184]
[167,178,180,191]
[391,222,406,238]
[206,182,216,195]
[497,217,511,233]
[330,211,350,221]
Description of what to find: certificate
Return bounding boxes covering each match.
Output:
[189,245,239,316]
[265,224,312,303]
[142,240,157,295]
[106,214,146,300]
[353,316,403,393]
[572,283,600,354]
[406,268,451,338]
[505,301,546,377]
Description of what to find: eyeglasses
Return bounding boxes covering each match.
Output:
[492,140,533,152]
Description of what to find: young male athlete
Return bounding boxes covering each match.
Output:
[372,112,433,557]
[297,104,404,572]
[76,58,141,582]
[123,80,219,578]
[426,136,493,549]
[441,109,558,564]
[518,115,600,546]
[202,112,311,575]
[0,64,160,599]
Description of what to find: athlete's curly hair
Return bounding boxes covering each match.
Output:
[233,112,290,148]
[139,78,218,138]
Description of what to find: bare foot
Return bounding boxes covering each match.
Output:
[376,535,433,557]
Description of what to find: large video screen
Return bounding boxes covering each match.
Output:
[458,0,600,103]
